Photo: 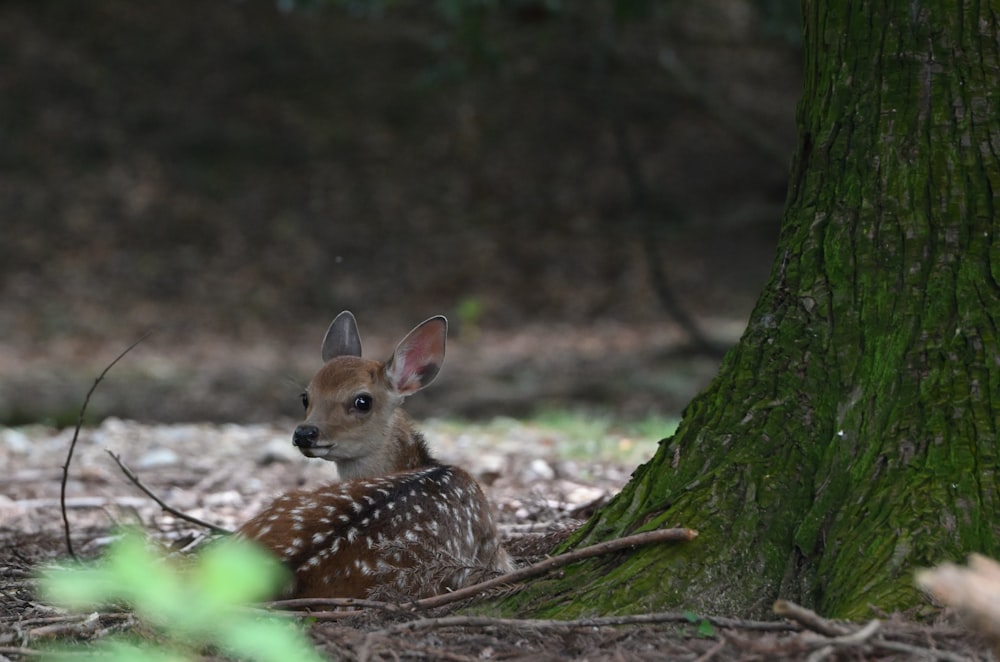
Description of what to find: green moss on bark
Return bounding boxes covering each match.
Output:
[499,0,1000,620]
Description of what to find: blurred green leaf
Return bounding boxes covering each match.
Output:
[40,564,116,610]
[83,640,187,662]
[39,529,318,661]
[106,532,184,619]
[219,618,327,662]
[193,538,289,608]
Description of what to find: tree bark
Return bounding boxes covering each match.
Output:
[502,0,1000,619]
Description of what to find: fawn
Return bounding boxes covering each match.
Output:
[237,311,512,599]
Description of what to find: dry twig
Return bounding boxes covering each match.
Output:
[358,612,790,662]
[27,612,102,640]
[372,612,796,637]
[691,636,727,662]
[773,599,849,636]
[802,620,880,662]
[268,528,698,617]
[60,334,150,560]
[0,646,47,658]
[105,450,231,536]
[263,597,404,614]
[775,599,974,662]
[417,527,698,610]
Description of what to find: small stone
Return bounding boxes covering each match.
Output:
[255,437,299,465]
[523,458,555,482]
[136,447,178,469]
[203,490,243,507]
[0,428,30,453]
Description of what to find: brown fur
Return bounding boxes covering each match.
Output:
[236,312,512,599]
[237,465,510,599]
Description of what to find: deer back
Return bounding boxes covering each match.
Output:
[237,464,510,599]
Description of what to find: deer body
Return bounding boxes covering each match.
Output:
[237,312,511,599]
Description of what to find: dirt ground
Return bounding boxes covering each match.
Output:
[1,419,995,661]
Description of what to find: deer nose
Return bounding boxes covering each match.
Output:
[292,424,320,448]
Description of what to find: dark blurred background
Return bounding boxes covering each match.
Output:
[0,0,801,425]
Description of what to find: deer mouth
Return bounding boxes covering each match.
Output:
[292,439,333,457]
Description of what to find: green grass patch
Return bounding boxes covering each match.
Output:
[428,410,679,467]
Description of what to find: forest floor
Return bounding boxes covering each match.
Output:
[1,418,994,661]
[0,2,995,658]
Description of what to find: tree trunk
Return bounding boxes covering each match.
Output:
[503,0,1000,619]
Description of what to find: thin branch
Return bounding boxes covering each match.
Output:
[27,612,102,640]
[869,639,976,662]
[658,48,790,167]
[370,611,796,637]
[270,528,698,616]
[822,619,880,646]
[610,116,722,356]
[773,599,849,636]
[370,611,971,662]
[0,647,48,658]
[692,636,728,662]
[105,450,232,536]
[775,600,974,662]
[270,609,368,621]
[423,527,697,609]
[19,613,126,627]
[263,597,405,613]
[61,333,151,560]
[589,29,721,355]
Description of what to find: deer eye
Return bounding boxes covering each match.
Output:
[353,394,373,413]
[300,392,309,410]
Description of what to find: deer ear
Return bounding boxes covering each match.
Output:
[321,311,363,361]
[385,316,447,395]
